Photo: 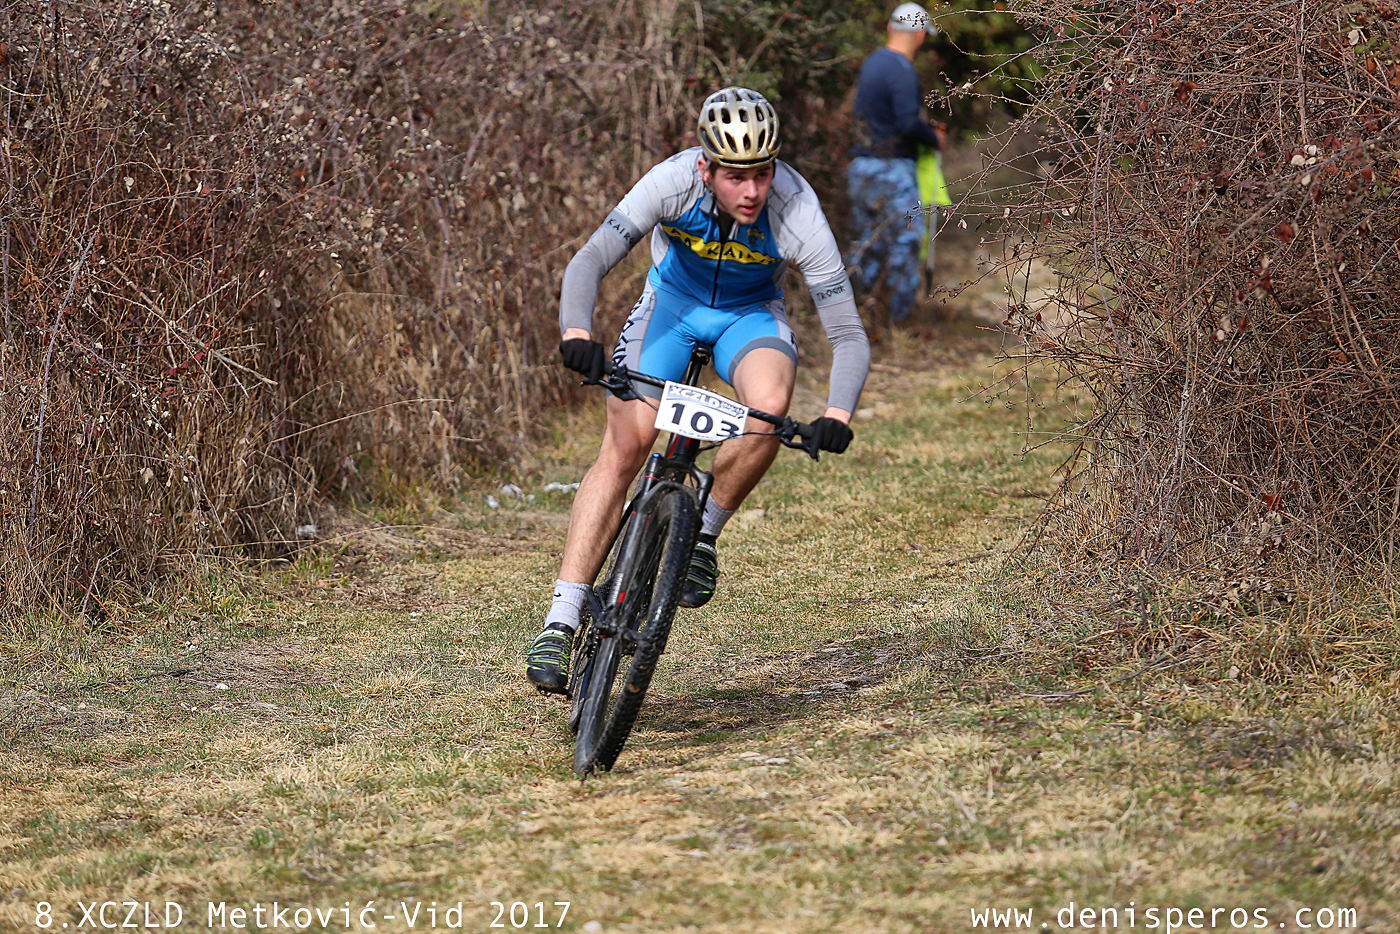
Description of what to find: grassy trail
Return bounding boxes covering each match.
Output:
[3,329,1398,933]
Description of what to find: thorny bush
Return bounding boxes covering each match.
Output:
[974,0,1400,591]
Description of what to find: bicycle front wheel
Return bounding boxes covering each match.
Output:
[566,589,601,736]
[573,485,697,775]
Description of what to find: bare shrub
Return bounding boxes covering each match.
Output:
[0,0,703,623]
[6,0,946,626]
[2,2,308,622]
[974,0,1400,579]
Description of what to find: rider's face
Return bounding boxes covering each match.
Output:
[701,158,775,225]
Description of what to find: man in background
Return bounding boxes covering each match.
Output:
[846,2,946,325]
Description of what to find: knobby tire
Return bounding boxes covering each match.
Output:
[572,486,696,775]
[566,600,599,737]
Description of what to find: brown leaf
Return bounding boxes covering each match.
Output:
[1276,222,1295,242]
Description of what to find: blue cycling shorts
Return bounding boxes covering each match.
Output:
[610,273,798,401]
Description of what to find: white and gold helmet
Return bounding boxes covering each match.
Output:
[697,87,781,168]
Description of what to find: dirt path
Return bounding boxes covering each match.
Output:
[4,313,1398,933]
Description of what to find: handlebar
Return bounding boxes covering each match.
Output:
[589,359,823,461]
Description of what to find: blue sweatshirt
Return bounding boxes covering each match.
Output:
[851,47,941,160]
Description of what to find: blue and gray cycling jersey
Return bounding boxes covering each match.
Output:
[559,148,870,414]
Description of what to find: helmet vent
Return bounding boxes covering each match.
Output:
[697,86,781,168]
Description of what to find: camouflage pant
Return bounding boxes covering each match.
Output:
[844,156,922,322]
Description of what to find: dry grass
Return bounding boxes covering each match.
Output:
[4,328,1398,932]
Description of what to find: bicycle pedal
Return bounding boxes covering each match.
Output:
[533,684,571,699]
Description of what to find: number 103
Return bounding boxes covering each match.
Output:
[667,402,740,438]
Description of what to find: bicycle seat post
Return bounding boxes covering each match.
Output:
[683,347,712,387]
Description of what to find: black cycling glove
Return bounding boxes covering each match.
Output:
[559,338,606,383]
[809,416,854,454]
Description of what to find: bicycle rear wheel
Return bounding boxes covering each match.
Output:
[573,485,696,775]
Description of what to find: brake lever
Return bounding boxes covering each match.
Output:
[579,360,624,390]
[777,419,821,461]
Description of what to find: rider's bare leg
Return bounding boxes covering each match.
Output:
[557,394,661,585]
[708,347,797,511]
[558,346,793,582]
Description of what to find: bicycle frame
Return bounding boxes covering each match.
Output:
[584,349,714,638]
[628,347,718,515]
[567,349,823,771]
[581,346,817,636]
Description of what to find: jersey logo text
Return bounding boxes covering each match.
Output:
[661,225,779,265]
[607,216,639,247]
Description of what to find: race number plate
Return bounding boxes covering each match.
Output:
[654,382,749,441]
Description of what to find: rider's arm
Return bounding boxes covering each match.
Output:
[794,266,868,417]
[559,214,641,338]
[559,154,698,337]
[823,406,853,424]
[810,283,870,416]
[769,169,871,416]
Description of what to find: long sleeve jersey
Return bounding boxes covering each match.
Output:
[559,148,870,414]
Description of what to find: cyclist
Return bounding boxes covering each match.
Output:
[526,87,871,694]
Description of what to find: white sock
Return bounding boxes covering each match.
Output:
[545,579,589,632]
[701,498,735,539]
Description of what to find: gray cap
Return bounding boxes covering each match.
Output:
[889,2,931,32]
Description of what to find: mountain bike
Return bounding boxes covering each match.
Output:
[567,348,823,776]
